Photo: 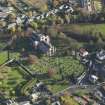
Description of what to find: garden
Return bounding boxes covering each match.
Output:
[0,47,85,98]
[1,22,105,99]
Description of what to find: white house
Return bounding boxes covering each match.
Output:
[30,92,40,102]
[89,75,98,84]
[79,48,89,57]
[40,34,50,45]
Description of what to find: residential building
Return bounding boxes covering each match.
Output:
[5,100,18,105]
[19,101,31,105]
[80,0,93,12]
[95,49,105,63]
[89,74,98,84]
[31,32,56,56]
[30,92,40,103]
[79,48,89,58]
[92,86,105,104]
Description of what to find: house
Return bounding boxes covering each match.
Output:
[47,45,56,56]
[79,48,89,58]
[54,9,59,14]
[58,4,74,13]
[96,49,105,61]
[36,15,41,20]
[40,34,50,45]
[16,16,22,25]
[66,6,74,13]
[30,32,56,56]
[52,101,61,105]
[31,81,52,98]
[30,92,40,103]
[5,100,18,105]
[80,0,93,12]
[0,12,8,18]
[37,41,50,54]
[89,59,105,81]
[92,86,105,104]
[0,6,13,18]
[45,11,52,17]
[36,82,44,88]
[19,101,31,105]
[40,13,45,19]
[50,10,56,15]
[89,74,98,84]
[4,99,31,105]
[0,6,13,13]
[7,22,16,30]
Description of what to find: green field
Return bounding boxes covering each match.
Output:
[0,51,8,65]
[0,50,84,98]
[28,56,84,78]
[47,81,69,94]
[27,56,84,94]
[0,22,97,99]
[0,66,26,98]
[0,50,26,98]
[0,51,20,65]
[63,23,105,35]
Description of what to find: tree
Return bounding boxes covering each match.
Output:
[28,55,38,64]
[53,0,60,7]
[56,16,64,24]
[30,21,38,30]
[64,14,70,24]
[46,98,51,105]
[48,68,56,78]
[101,6,105,20]
[49,57,84,79]
[96,37,105,49]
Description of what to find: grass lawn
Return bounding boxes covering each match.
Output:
[63,23,105,35]
[27,56,84,94]
[48,56,84,77]
[28,56,84,78]
[0,66,26,98]
[0,40,85,98]
[61,95,80,105]
[48,82,69,94]
[0,51,8,65]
